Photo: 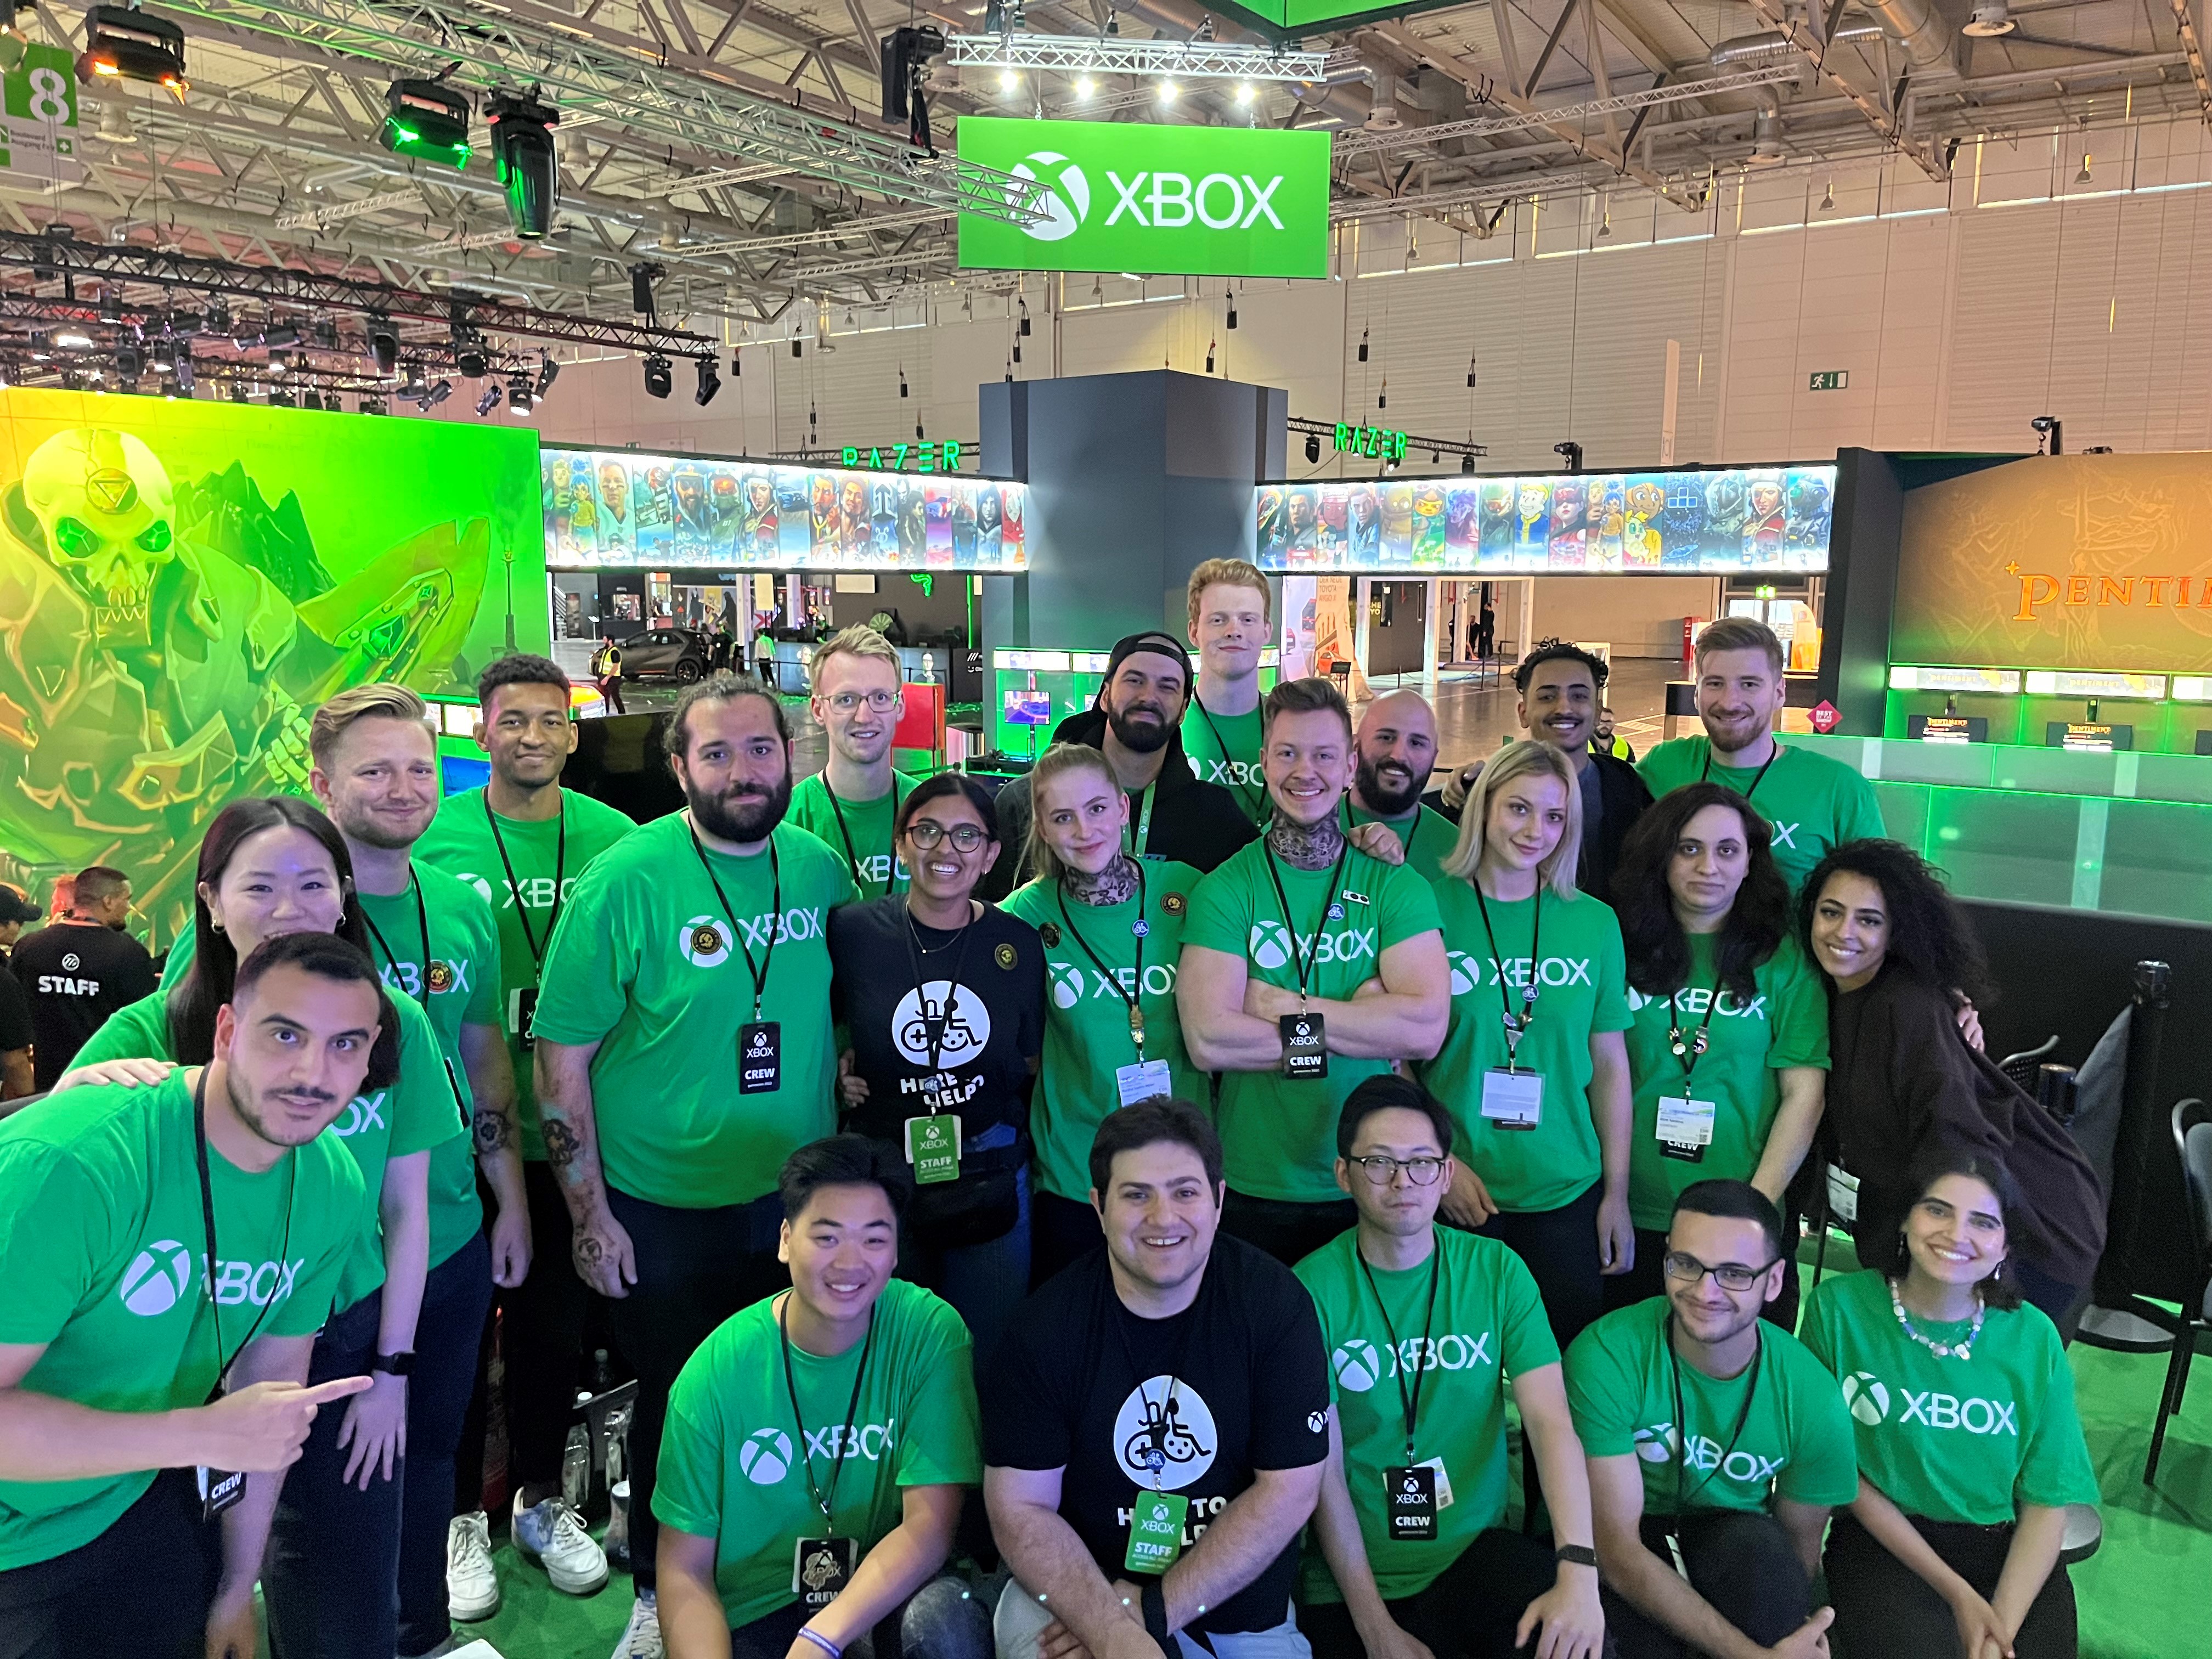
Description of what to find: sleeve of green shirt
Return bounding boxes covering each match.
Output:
[390,998,467,1157]
[1774,1345,1861,1508]
[1765,946,1831,1072]
[1494,1248,1562,1379]
[1180,862,1250,956]
[70,995,173,1066]
[460,893,502,1028]
[529,860,636,1047]
[1796,1280,1839,1374]
[894,1301,983,1488]
[2016,1327,2100,1510]
[262,1148,368,1339]
[1591,905,1632,1034]
[0,1141,110,1344]
[1374,859,1443,946]
[1562,1322,1639,1459]
[1840,765,1888,843]
[652,1364,725,1538]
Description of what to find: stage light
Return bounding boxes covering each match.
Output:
[475,382,503,416]
[487,92,559,239]
[159,373,179,398]
[791,338,802,359]
[98,289,121,323]
[1460,453,1476,474]
[694,355,720,405]
[54,330,91,349]
[229,379,245,403]
[630,263,658,316]
[1074,75,1094,99]
[1157,77,1178,102]
[115,340,143,378]
[398,362,428,399]
[78,5,188,99]
[174,354,193,395]
[999,69,1018,93]
[380,78,471,170]
[642,352,672,398]
[537,351,560,394]
[427,379,452,406]
[508,374,534,414]
[1304,432,1321,463]
[455,341,488,377]
[1226,298,1237,329]
[1235,82,1254,104]
[366,316,399,375]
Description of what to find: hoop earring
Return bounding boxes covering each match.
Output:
[210,919,224,933]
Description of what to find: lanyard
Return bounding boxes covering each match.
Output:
[1666,980,1723,1089]
[193,1066,295,1402]
[1347,803,1421,868]
[1261,835,1352,1014]
[1471,882,1541,1066]
[1701,742,1780,804]
[690,825,782,1021]
[823,775,901,890]
[358,877,433,1008]
[1665,1312,1763,1516]
[778,1295,876,1525]
[1056,860,1148,1059]
[901,900,979,1074]
[1108,1273,1199,1494]
[1124,785,1155,856]
[1358,1245,1444,1465]
[481,792,567,968]
[1191,694,1264,816]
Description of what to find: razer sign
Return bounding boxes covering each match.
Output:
[957,117,1329,279]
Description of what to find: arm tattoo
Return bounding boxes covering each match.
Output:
[473,1111,514,1154]
[541,1118,582,1168]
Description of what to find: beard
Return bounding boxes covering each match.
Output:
[1105,698,1173,755]
[228,1068,339,1150]
[336,804,424,852]
[1356,751,1424,817]
[687,770,793,844]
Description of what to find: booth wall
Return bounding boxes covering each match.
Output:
[1530,575,1717,658]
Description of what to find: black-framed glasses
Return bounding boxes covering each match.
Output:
[1663,1251,1778,1293]
[905,821,990,852]
[1346,1153,1447,1186]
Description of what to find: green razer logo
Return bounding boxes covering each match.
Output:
[958,117,1329,278]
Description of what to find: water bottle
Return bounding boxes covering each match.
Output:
[560,1424,591,1515]
[605,1480,631,1575]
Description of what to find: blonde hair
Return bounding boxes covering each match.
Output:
[1024,742,1124,884]
[1441,739,1583,898]
[1186,558,1272,630]
[310,683,433,770]
[809,624,902,691]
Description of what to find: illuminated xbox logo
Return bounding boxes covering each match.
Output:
[1012,151,1089,242]
[740,1427,794,1484]
[120,1239,193,1316]
[1842,1372,1891,1425]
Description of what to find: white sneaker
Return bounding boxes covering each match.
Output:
[446,1510,500,1623]
[611,1590,663,1659]
[512,1491,612,1595]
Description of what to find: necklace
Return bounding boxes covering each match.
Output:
[1889,1278,1984,1361]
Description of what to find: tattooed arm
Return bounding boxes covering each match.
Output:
[532,1036,635,1297]
[461,1021,532,1289]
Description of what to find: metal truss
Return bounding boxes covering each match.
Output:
[1329,167,1612,221]
[2171,0,2212,122]
[273,186,426,230]
[1284,417,1488,460]
[155,0,1048,225]
[944,31,1340,81]
[1335,65,1805,156]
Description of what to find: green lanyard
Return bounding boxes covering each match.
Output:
[1124,785,1155,856]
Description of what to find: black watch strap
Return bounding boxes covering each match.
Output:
[371,1351,416,1377]
[1554,1544,1599,1569]
[1139,1580,1170,1645]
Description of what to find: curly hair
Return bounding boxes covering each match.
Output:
[1874,1149,2032,1311]
[1512,638,1610,696]
[1613,783,1789,1002]
[1799,838,1991,1006]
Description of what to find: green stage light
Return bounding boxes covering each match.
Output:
[381,79,471,171]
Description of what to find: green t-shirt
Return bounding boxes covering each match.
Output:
[531,814,858,1209]
[1623,935,1830,1233]
[652,1279,983,1628]
[1002,864,1208,1202]
[0,1071,362,1568]
[1635,738,1887,895]
[787,771,916,900]
[1413,882,1632,1214]
[1564,1296,1860,1517]
[358,869,503,1271]
[1800,1269,2098,1526]
[1294,1227,1559,1601]
[1182,698,1269,823]
[73,988,463,1311]
[1182,840,1442,1203]
[1346,802,1460,887]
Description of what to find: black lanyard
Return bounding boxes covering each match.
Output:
[358,877,433,1007]
[1346,802,1422,868]
[1056,861,1149,1057]
[823,775,901,891]
[1261,834,1352,1012]
[901,899,979,1074]
[1666,980,1723,1089]
[1359,1244,1444,1465]
[481,792,567,968]
[1665,1313,1763,1515]
[1107,1271,1200,1493]
[690,825,782,1020]
[193,1066,295,1402]
[1191,694,1264,816]
[1701,742,1780,804]
[778,1295,875,1525]
[1471,882,1541,1065]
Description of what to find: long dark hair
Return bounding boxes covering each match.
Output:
[168,797,393,1082]
[1880,1149,2031,1311]
[1613,783,1788,1002]
[1799,838,1991,1007]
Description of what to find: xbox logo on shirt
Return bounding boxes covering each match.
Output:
[1249,919,1293,973]
[1331,1339,1383,1393]
[1842,1372,1891,1425]
[1011,151,1088,242]
[119,1239,193,1316]
[679,915,731,968]
[461,872,494,904]
[1633,1423,1678,1464]
[1447,951,1482,997]
[1048,962,1086,1011]
[740,1427,794,1484]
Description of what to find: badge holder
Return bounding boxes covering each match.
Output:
[1124,1490,1188,1574]
[1384,1465,1438,1541]
[793,1536,859,1608]
[1480,1066,1542,1130]
[198,1459,244,1523]
[1825,1163,1860,1224]
[905,1113,962,1184]
[1281,1011,1329,1080]
[738,1020,783,1094]
[1656,1096,1717,1164]
[1116,1005,1173,1106]
[510,986,539,1051]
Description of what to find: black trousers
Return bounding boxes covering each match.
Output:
[605,1184,788,1596]
[1030,1188,1104,1289]
[0,1469,214,1659]
[1607,1227,1802,1331]
[398,1232,496,1657]
[729,1577,989,1659]
[1826,1510,2076,1659]
[1301,1528,1560,1659]
[1221,1189,1358,1269]
[1471,1181,1606,1351]
[1605,1511,1813,1658]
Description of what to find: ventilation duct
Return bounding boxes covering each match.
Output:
[1365,67,1402,131]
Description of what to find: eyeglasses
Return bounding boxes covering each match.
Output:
[905,821,990,852]
[1345,1154,1447,1186]
[1663,1251,1778,1293]
[827,690,900,714]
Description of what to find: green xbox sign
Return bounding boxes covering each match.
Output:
[957,117,1330,279]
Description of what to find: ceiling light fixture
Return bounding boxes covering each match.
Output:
[1157,77,1178,101]
[475,382,503,416]
[380,77,471,170]
[641,352,672,398]
[78,5,188,99]
[694,354,721,405]
[1075,74,1095,99]
[487,91,560,238]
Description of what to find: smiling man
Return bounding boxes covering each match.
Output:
[1510,643,1651,903]
[984,1101,1330,1659]
[789,627,915,899]
[1182,559,1274,824]
[1344,691,1458,885]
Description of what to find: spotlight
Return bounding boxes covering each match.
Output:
[1357,327,1368,362]
[694,354,720,405]
[630,263,658,316]
[366,315,399,375]
[1157,77,1178,101]
[1226,298,1237,329]
[398,362,428,399]
[455,341,488,377]
[729,348,741,379]
[509,373,534,414]
[984,0,1006,29]
[159,373,179,398]
[1018,298,1031,336]
[642,352,672,398]
[1104,7,1119,33]
[475,382,503,416]
[78,5,188,99]
[1235,82,1254,104]
[1074,75,1094,99]
[791,338,802,359]
[427,379,452,406]
[1304,431,1321,463]
[1819,179,1835,211]
[98,289,121,323]
[174,354,193,395]
[53,330,92,349]
[878,24,945,147]
[486,92,560,239]
[999,69,1018,93]
[1466,353,1477,388]
[1460,453,1476,474]
[229,379,246,403]
[1377,380,1386,410]
[115,337,144,378]
[1205,337,1215,373]
[537,351,560,394]
[1553,440,1583,472]
[899,367,909,398]
[380,78,471,170]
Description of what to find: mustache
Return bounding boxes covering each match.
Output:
[268,1087,338,1107]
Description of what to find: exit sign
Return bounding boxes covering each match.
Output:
[1335,422,1408,462]
[1808,370,1849,392]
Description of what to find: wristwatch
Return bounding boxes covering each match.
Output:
[1139,1581,1170,1645]
[371,1351,416,1377]
[1555,1544,1599,1570]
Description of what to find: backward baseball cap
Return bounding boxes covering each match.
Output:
[0,884,40,924]
[1098,630,1194,706]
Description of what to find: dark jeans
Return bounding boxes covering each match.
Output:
[1302,1528,1559,1659]
[729,1576,990,1659]
[1826,1511,2077,1658]
[1221,1189,1357,1268]
[0,1469,213,1659]
[605,1184,788,1596]
[600,677,626,713]
[1605,1511,1812,1659]
[265,1290,403,1659]
[1609,1227,1801,1331]
[1030,1188,1103,1288]
[398,1232,497,1657]
[1472,1181,1606,1350]
[901,1170,1030,1368]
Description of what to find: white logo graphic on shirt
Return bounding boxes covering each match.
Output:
[741,1427,794,1483]
[680,916,732,968]
[1898,1389,2018,1437]
[1048,962,1086,1010]
[119,1239,193,1316]
[1770,822,1800,849]
[1333,1340,1384,1392]
[1633,1421,1786,1483]
[1249,922,1377,972]
[1479,955,1594,989]
[1114,1375,1218,1491]
[678,907,828,969]
[1249,920,1293,972]
[460,872,495,904]
[334,1091,389,1139]
[1842,1372,1890,1425]
[1331,1333,1498,1393]
[60,951,81,972]
[893,980,991,1066]
[1623,986,1769,1019]
[1633,1423,1679,1464]
[1447,951,1482,997]
[1307,1410,1327,1434]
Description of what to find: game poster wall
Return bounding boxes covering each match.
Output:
[0,388,547,950]
[1255,464,1836,574]
[544,445,1030,572]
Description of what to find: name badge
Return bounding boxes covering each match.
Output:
[1116,1059,1173,1108]
[1656,1096,1717,1163]
[1825,1162,1860,1224]
[198,1463,245,1523]
[1415,1454,1454,1509]
[1124,1492,1187,1573]
[510,986,538,1051]
[738,1021,782,1095]
[792,1536,858,1607]
[1480,1066,1543,1130]
[905,1114,962,1184]
[1280,1013,1329,1080]
[1385,1465,1438,1541]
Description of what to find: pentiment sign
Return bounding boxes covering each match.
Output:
[957,117,1329,279]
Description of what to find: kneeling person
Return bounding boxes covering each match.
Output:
[655,1136,985,1659]
[1298,1076,1604,1659]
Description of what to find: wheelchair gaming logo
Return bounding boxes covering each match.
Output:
[1113,1375,1218,1491]
[893,980,991,1066]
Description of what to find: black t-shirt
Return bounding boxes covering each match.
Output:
[12,922,159,1090]
[0,960,31,1053]
[981,1235,1331,1634]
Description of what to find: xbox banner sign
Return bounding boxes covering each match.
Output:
[958,117,1329,279]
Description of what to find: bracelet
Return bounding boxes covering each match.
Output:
[1554,1544,1599,1570]
[797,1628,843,1659]
[1139,1581,1170,1646]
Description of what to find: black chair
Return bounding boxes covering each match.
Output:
[1996,1034,2060,1091]
[2146,1097,2212,1485]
